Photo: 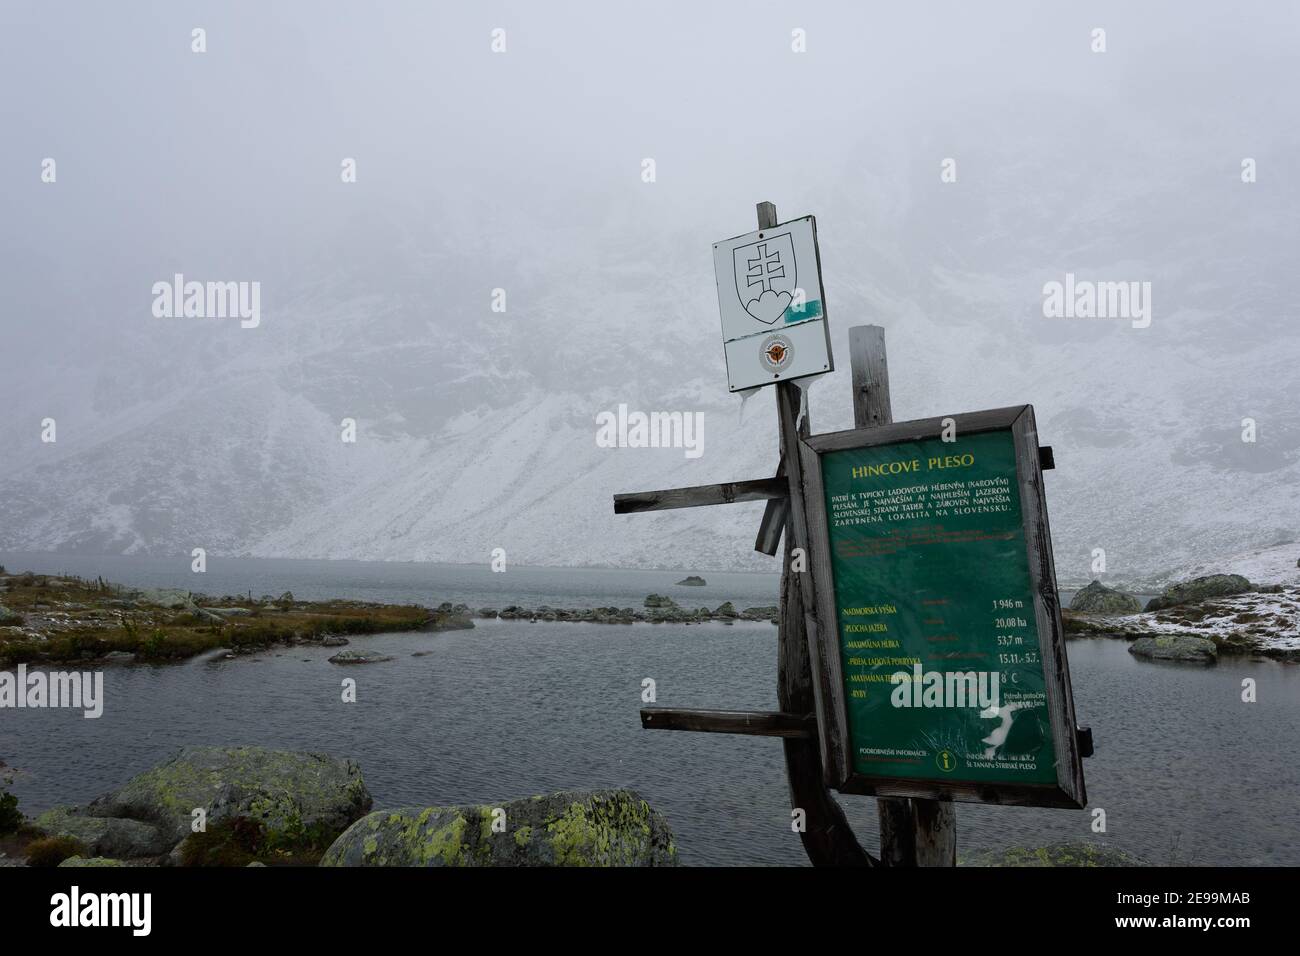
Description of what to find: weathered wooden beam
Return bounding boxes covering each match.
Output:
[753,458,788,555]
[775,380,875,867]
[640,707,816,738]
[613,477,787,514]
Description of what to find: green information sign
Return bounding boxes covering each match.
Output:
[800,406,1086,808]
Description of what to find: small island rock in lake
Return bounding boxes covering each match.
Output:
[675,576,707,587]
[328,649,395,664]
[1069,580,1141,614]
[320,789,677,867]
[1128,635,1218,664]
[644,594,677,608]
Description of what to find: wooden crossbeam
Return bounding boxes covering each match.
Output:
[640,707,816,739]
[754,458,788,555]
[613,477,787,514]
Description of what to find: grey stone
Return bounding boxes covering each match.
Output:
[35,806,171,858]
[1145,574,1252,611]
[1069,580,1142,614]
[1128,635,1218,663]
[643,594,677,608]
[328,649,394,664]
[87,745,373,850]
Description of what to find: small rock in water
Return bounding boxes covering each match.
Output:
[644,594,677,608]
[319,635,350,647]
[675,576,707,587]
[1128,635,1217,663]
[328,649,395,665]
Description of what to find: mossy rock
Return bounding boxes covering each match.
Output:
[1145,574,1252,611]
[1128,635,1217,663]
[960,842,1148,867]
[320,789,677,867]
[1069,581,1141,614]
[57,856,129,867]
[35,806,170,858]
[87,745,373,853]
[643,594,677,609]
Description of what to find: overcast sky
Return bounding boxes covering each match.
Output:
[1,2,1296,573]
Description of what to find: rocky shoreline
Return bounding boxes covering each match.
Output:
[1,744,1137,868]
[0,568,473,668]
[3,565,1294,669]
[0,568,778,667]
[1063,575,1300,663]
[0,745,678,868]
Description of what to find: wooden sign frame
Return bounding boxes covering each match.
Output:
[797,404,1087,809]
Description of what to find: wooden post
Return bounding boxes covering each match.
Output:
[763,202,874,867]
[848,324,957,867]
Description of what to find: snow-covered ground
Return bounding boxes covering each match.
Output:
[1077,586,1300,658]
[1147,543,1300,591]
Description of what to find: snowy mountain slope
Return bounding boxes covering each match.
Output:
[2,83,1296,581]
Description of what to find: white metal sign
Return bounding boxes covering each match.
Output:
[712,215,833,392]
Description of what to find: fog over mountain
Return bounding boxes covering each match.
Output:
[2,2,1296,587]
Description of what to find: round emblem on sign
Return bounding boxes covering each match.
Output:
[759,334,794,374]
[935,749,957,773]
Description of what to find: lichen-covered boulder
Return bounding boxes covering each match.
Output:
[714,602,737,618]
[1069,581,1141,614]
[87,746,373,852]
[57,856,129,867]
[35,806,170,858]
[1128,635,1218,663]
[320,789,677,867]
[644,594,677,609]
[960,841,1148,866]
[1145,574,1252,611]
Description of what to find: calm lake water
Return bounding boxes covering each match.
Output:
[2,552,1297,866]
